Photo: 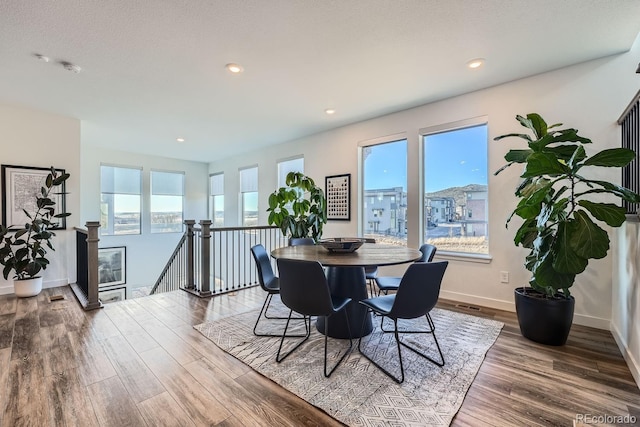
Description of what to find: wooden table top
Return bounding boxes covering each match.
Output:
[271,243,421,267]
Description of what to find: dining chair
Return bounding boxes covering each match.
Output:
[363,238,378,297]
[374,243,436,296]
[289,237,315,246]
[250,244,307,337]
[276,258,353,377]
[358,261,448,383]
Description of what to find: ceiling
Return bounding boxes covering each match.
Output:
[1,0,640,163]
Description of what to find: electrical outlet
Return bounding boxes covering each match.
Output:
[500,271,509,283]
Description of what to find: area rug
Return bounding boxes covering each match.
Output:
[194,298,503,426]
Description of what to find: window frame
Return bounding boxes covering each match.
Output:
[419,116,491,260]
[100,164,143,236]
[209,172,224,227]
[150,169,185,234]
[239,165,259,227]
[358,133,408,246]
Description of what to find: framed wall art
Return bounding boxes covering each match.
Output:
[98,246,127,288]
[325,173,351,221]
[1,165,67,230]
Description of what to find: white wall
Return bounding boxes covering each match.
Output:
[0,104,81,294]
[210,38,640,329]
[612,219,640,387]
[80,145,208,290]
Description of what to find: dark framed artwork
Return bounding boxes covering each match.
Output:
[1,164,67,230]
[325,173,351,221]
[98,246,127,288]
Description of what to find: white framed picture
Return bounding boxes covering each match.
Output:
[98,246,126,288]
[98,286,126,304]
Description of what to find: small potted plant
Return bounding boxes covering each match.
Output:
[0,167,71,297]
[495,113,640,345]
[267,172,327,242]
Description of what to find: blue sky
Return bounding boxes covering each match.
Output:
[363,125,487,193]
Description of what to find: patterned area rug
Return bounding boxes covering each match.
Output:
[194,298,503,426]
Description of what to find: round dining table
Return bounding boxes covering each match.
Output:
[271,243,421,339]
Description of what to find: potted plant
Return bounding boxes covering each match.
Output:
[495,113,640,345]
[0,167,71,297]
[267,172,327,242]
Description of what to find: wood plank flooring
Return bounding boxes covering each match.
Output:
[0,285,637,426]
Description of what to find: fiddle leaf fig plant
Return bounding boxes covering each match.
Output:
[0,167,71,280]
[267,172,327,242]
[495,113,640,298]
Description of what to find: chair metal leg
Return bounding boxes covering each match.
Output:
[323,308,354,377]
[359,312,444,384]
[254,293,308,337]
[276,310,311,363]
[358,310,405,383]
[380,312,436,334]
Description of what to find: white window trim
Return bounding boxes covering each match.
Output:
[150,169,185,234]
[357,132,408,240]
[419,115,490,261]
[100,163,143,236]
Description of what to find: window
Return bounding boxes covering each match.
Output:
[209,173,224,227]
[362,139,407,246]
[150,171,184,233]
[240,166,258,226]
[422,121,488,254]
[100,165,142,235]
[277,156,304,187]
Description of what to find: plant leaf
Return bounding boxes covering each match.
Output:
[552,221,588,274]
[582,148,636,167]
[520,152,570,178]
[578,200,626,227]
[567,210,610,259]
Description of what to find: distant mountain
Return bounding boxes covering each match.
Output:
[426,184,487,207]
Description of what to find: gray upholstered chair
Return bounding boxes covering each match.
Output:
[276,258,353,377]
[358,261,448,383]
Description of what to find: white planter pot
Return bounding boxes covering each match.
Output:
[14,277,43,298]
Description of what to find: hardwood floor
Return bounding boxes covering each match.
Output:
[0,286,638,426]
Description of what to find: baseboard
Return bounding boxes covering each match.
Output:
[573,313,610,330]
[610,322,640,389]
[439,290,610,330]
[439,290,515,312]
[0,278,69,296]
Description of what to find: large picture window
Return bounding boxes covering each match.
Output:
[422,120,488,254]
[240,166,258,226]
[100,165,142,235]
[362,139,407,246]
[150,170,184,233]
[209,173,224,227]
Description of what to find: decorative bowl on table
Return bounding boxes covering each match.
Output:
[318,237,365,253]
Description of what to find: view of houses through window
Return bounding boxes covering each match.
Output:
[362,139,408,246]
[100,165,142,235]
[150,170,184,233]
[422,123,488,254]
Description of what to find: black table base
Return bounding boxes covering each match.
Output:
[316,266,373,339]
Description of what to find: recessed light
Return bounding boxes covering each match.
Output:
[176,137,185,143]
[467,58,485,69]
[325,108,336,115]
[34,54,50,63]
[226,63,244,74]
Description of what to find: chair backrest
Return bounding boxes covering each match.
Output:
[388,261,448,320]
[418,244,437,262]
[277,258,334,316]
[250,244,276,291]
[289,238,315,246]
